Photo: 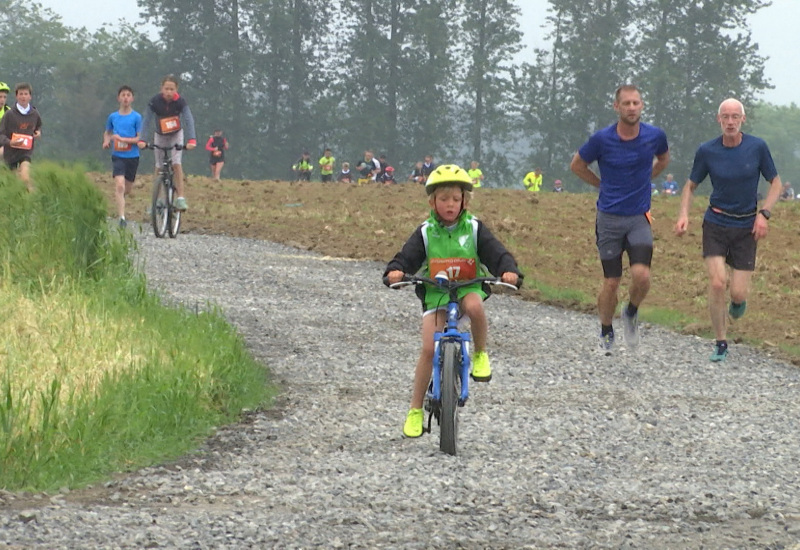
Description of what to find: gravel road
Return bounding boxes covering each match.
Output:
[2,229,800,549]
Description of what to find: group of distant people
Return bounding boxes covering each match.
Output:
[0,74,230,229]
[291,151,488,189]
[291,149,398,184]
[100,75,230,228]
[522,167,564,193]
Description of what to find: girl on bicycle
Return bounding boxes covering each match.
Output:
[139,75,197,211]
[384,164,523,438]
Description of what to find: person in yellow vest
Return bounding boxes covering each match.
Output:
[0,82,10,157]
[468,160,484,188]
[523,167,542,192]
[318,148,335,183]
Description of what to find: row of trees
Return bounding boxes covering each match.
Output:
[1,0,797,189]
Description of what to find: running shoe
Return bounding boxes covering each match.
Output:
[599,332,615,353]
[728,301,747,320]
[402,408,424,438]
[174,197,188,211]
[118,218,127,229]
[710,342,729,362]
[471,351,492,382]
[621,303,640,349]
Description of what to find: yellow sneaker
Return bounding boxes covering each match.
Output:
[403,408,424,438]
[471,351,492,382]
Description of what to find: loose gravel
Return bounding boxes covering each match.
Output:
[2,228,800,549]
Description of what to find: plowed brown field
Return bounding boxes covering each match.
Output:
[91,172,800,364]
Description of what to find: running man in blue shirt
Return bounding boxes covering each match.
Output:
[103,85,142,228]
[674,98,783,362]
[570,84,670,352]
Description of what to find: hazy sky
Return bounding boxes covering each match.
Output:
[39,0,798,106]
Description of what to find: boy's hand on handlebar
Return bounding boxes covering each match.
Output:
[501,272,519,287]
[387,270,405,285]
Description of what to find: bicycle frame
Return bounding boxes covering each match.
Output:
[151,143,181,185]
[389,273,516,454]
[148,143,183,238]
[390,274,516,410]
[430,289,472,407]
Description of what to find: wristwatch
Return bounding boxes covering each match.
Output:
[758,209,771,220]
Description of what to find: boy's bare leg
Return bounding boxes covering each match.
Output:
[114,175,127,218]
[460,292,488,352]
[18,161,32,192]
[409,310,445,409]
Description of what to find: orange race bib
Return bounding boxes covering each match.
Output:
[429,257,477,282]
[158,116,181,134]
[10,133,33,150]
[114,140,132,152]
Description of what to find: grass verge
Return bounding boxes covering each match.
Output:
[0,164,274,491]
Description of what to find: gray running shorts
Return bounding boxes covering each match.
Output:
[154,130,184,167]
[595,211,653,278]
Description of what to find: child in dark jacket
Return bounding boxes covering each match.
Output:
[383,164,523,438]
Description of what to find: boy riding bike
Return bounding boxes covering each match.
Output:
[383,164,523,438]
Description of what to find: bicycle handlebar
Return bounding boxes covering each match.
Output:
[385,274,519,292]
[144,143,185,151]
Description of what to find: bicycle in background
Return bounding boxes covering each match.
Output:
[389,273,517,455]
[146,143,184,238]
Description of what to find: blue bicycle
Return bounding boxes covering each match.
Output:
[390,273,517,455]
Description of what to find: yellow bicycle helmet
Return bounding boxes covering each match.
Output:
[0,82,9,93]
[424,164,474,195]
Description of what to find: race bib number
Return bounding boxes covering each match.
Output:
[212,150,222,157]
[114,140,132,152]
[10,133,33,150]
[159,116,181,134]
[429,257,477,281]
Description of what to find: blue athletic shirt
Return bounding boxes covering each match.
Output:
[105,110,142,159]
[688,133,778,228]
[578,122,669,216]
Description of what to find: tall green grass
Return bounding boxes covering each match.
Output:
[0,165,273,491]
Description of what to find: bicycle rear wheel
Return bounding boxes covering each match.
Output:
[151,175,168,238]
[167,185,181,238]
[439,341,461,456]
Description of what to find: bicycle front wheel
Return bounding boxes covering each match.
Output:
[439,341,461,456]
[167,185,181,238]
[151,175,168,238]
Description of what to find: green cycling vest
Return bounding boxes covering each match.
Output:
[419,211,487,310]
